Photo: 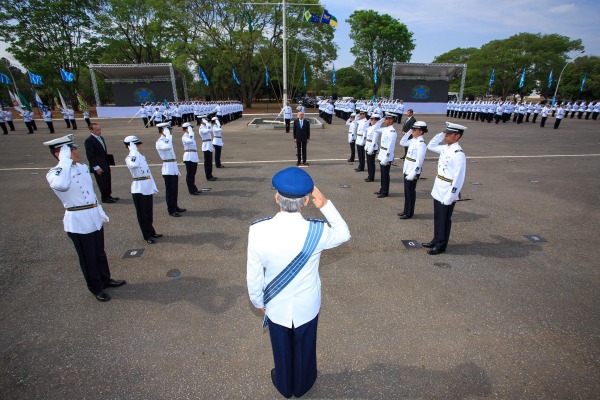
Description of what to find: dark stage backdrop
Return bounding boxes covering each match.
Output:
[392,80,450,102]
[112,82,173,106]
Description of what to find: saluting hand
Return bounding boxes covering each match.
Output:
[58,144,71,161]
[311,186,327,209]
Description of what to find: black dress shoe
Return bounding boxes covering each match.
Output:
[377,194,388,198]
[421,242,435,248]
[208,177,217,181]
[354,168,363,172]
[399,215,410,219]
[95,291,110,302]
[106,279,127,287]
[364,178,374,182]
[102,198,116,203]
[191,191,201,195]
[347,159,354,162]
[110,197,120,201]
[271,368,276,386]
[146,239,156,244]
[397,212,405,217]
[427,248,446,255]
[177,208,187,213]
[216,165,225,168]
[169,212,181,217]
[151,233,163,238]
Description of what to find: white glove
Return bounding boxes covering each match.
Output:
[129,142,138,155]
[58,144,71,161]
[406,173,415,181]
[101,211,110,223]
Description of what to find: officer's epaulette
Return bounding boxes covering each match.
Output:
[251,216,272,225]
[306,218,326,224]
[455,149,463,153]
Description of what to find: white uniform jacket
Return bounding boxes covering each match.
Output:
[199,124,214,152]
[377,125,398,164]
[47,158,108,234]
[346,118,357,143]
[400,133,426,180]
[247,201,350,328]
[126,148,158,195]
[365,119,384,155]
[182,129,200,163]
[427,132,466,205]
[355,118,369,146]
[211,124,223,147]
[155,130,180,176]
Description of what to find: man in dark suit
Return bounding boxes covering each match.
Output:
[84,123,119,203]
[399,109,415,160]
[293,111,310,166]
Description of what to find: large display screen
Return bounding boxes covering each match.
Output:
[112,82,174,106]
[392,80,450,102]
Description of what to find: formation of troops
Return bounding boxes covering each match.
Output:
[446,99,600,129]
[138,100,243,128]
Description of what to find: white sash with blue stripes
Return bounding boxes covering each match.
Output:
[262,220,324,327]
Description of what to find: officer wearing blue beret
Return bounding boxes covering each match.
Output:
[247,167,351,398]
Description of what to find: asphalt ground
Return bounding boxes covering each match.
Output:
[0,112,599,399]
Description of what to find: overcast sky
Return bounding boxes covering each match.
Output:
[1,0,599,72]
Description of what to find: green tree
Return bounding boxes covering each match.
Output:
[0,0,102,104]
[346,10,414,97]
[557,56,600,101]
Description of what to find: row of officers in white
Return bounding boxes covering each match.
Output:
[346,109,467,255]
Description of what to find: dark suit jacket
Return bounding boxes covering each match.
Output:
[293,118,310,141]
[84,134,110,173]
[402,116,416,133]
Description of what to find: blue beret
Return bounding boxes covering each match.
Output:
[272,167,314,198]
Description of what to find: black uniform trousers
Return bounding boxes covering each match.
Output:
[553,118,563,129]
[132,193,156,240]
[268,315,319,399]
[7,120,14,131]
[540,116,548,127]
[348,141,355,162]
[25,121,34,134]
[70,119,77,130]
[214,145,222,167]
[142,117,148,127]
[31,119,37,130]
[366,152,377,181]
[285,118,291,133]
[379,163,391,195]
[67,227,112,294]
[296,140,307,165]
[0,122,7,135]
[64,118,70,128]
[403,175,420,217]
[431,199,456,251]
[46,121,55,133]
[203,150,214,180]
[85,118,91,128]
[163,175,179,214]
[184,161,199,194]
[532,113,538,123]
[356,145,365,171]
[93,169,113,201]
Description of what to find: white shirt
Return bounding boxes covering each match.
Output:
[125,148,158,195]
[400,133,426,179]
[155,129,180,175]
[247,201,350,328]
[283,106,292,119]
[346,118,357,142]
[365,119,384,154]
[199,124,214,152]
[377,125,397,164]
[47,158,108,234]
[355,117,369,146]
[427,132,466,205]
[211,123,223,146]
[182,129,199,162]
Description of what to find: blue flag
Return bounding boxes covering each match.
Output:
[519,69,525,88]
[60,68,74,82]
[332,64,336,86]
[303,66,307,87]
[489,69,495,86]
[199,67,209,85]
[265,67,269,87]
[32,88,47,113]
[0,73,11,85]
[547,70,553,89]
[374,66,378,84]
[28,71,43,85]
[232,67,240,85]
[580,73,587,92]
[164,99,170,109]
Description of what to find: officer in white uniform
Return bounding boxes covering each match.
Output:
[43,108,55,133]
[124,135,161,243]
[422,122,467,254]
[5,108,14,131]
[67,106,77,130]
[354,109,369,172]
[282,102,293,132]
[364,113,385,182]
[399,121,428,219]
[156,122,186,217]
[211,117,224,168]
[0,108,7,135]
[181,122,201,195]
[199,117,217,181]
[554,104,565,129]
[246,167,350,399]
[22,109,34,134]
[44,134,126,301]
[375,113,398,198]
[345,112,357,162]
[140,104,148,127]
